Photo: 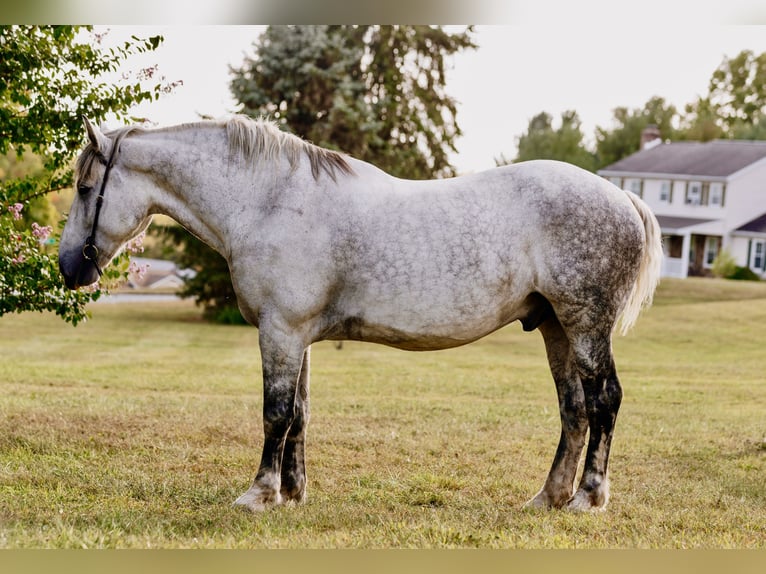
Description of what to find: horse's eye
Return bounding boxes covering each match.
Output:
[77,184,93,196]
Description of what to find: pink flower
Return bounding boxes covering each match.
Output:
[11,253,26,264]
[128,260,149,280]
[31,222,52,241]
[8,203,23,220]
[125,232,146,254]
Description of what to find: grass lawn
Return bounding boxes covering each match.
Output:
[0,277,764,548]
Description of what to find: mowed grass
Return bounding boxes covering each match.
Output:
[0,277,764,548]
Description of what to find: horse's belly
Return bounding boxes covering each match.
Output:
[335,319,501,351]
[325,297,530,351]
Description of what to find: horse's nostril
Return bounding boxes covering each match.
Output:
[58,252,79,290]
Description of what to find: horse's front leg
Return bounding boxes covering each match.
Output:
[234,327,308,512]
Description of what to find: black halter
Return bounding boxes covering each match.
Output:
[81,143,119,277]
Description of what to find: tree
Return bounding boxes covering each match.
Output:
[506,110,596,171]
[676,50,766,142]
[708,49,766,135]
[169,25,476,322]
[1,25,168,324]
[595,96,679,168]
[677,96,725,142]
[231,25,475,179]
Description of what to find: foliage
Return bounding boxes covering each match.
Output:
[710,249,762,282]
[710,249,737,279]
[594,96,679,168]
[0,25,167,324]
[678,96,725,142]
[728,266,762,281]
[175,25,476,323]
[708,49,766,135]
[503,110,596,171]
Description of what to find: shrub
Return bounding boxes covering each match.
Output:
[711,249,737,279]
[728,266,761,281]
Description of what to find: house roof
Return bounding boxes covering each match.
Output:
[598,140,766,179]
[655,215,718,232]
[734,212,766,234]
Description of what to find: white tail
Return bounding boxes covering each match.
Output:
[618,192,663,335]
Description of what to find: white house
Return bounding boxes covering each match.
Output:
[598,131,766,279]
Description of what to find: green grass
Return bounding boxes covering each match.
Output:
[0,277,764,548]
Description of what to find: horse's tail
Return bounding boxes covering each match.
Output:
[618,191,663,335]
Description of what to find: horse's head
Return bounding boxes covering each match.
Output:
[59,118,154,289]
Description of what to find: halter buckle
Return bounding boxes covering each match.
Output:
[82,242,99,262]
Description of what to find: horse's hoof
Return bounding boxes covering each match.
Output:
[566,488,608,512]
[523,489,571,510]
[280,487,307,506]
[523,492,551,510]
[233,487,282,512]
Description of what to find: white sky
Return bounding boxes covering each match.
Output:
[98,24,766,175]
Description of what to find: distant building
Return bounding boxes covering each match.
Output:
[125,257,196,291]
[598,129,766,278]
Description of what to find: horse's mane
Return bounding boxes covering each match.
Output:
[75,116,354,183]
[224,115,354,182]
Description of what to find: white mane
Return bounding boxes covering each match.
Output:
[76,116,354,183]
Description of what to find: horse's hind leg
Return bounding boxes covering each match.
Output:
[280,347,310,504]
[525,314,588,509]
[566,328,623,511]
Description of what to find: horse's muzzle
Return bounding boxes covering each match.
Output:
[59,248,100,290]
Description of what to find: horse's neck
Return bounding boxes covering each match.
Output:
[138,128,292,257]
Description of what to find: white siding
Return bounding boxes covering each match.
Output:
[601,157,766,274]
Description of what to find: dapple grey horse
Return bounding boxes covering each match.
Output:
[59,116,662,512]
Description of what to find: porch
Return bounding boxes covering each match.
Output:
[656,216,722,279]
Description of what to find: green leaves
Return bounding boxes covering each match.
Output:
[0,26,166,325]
[0,203,95,325]
[510,110,597,171]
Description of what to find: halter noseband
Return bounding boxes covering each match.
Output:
[81,143,119,278]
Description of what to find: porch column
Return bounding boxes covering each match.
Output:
[680,232,691,278]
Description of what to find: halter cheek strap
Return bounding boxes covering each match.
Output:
[81,145,118,277]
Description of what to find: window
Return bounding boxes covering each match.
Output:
[704,236,720,267]
[709,183,725,207]
[608,177,622,188]
[625,178,643,198]
[663,235,683,258]
[659,180,672,203]
[686,181,702,205]
[751,240,766,271]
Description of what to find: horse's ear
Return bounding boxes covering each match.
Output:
[82,116,109,153]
